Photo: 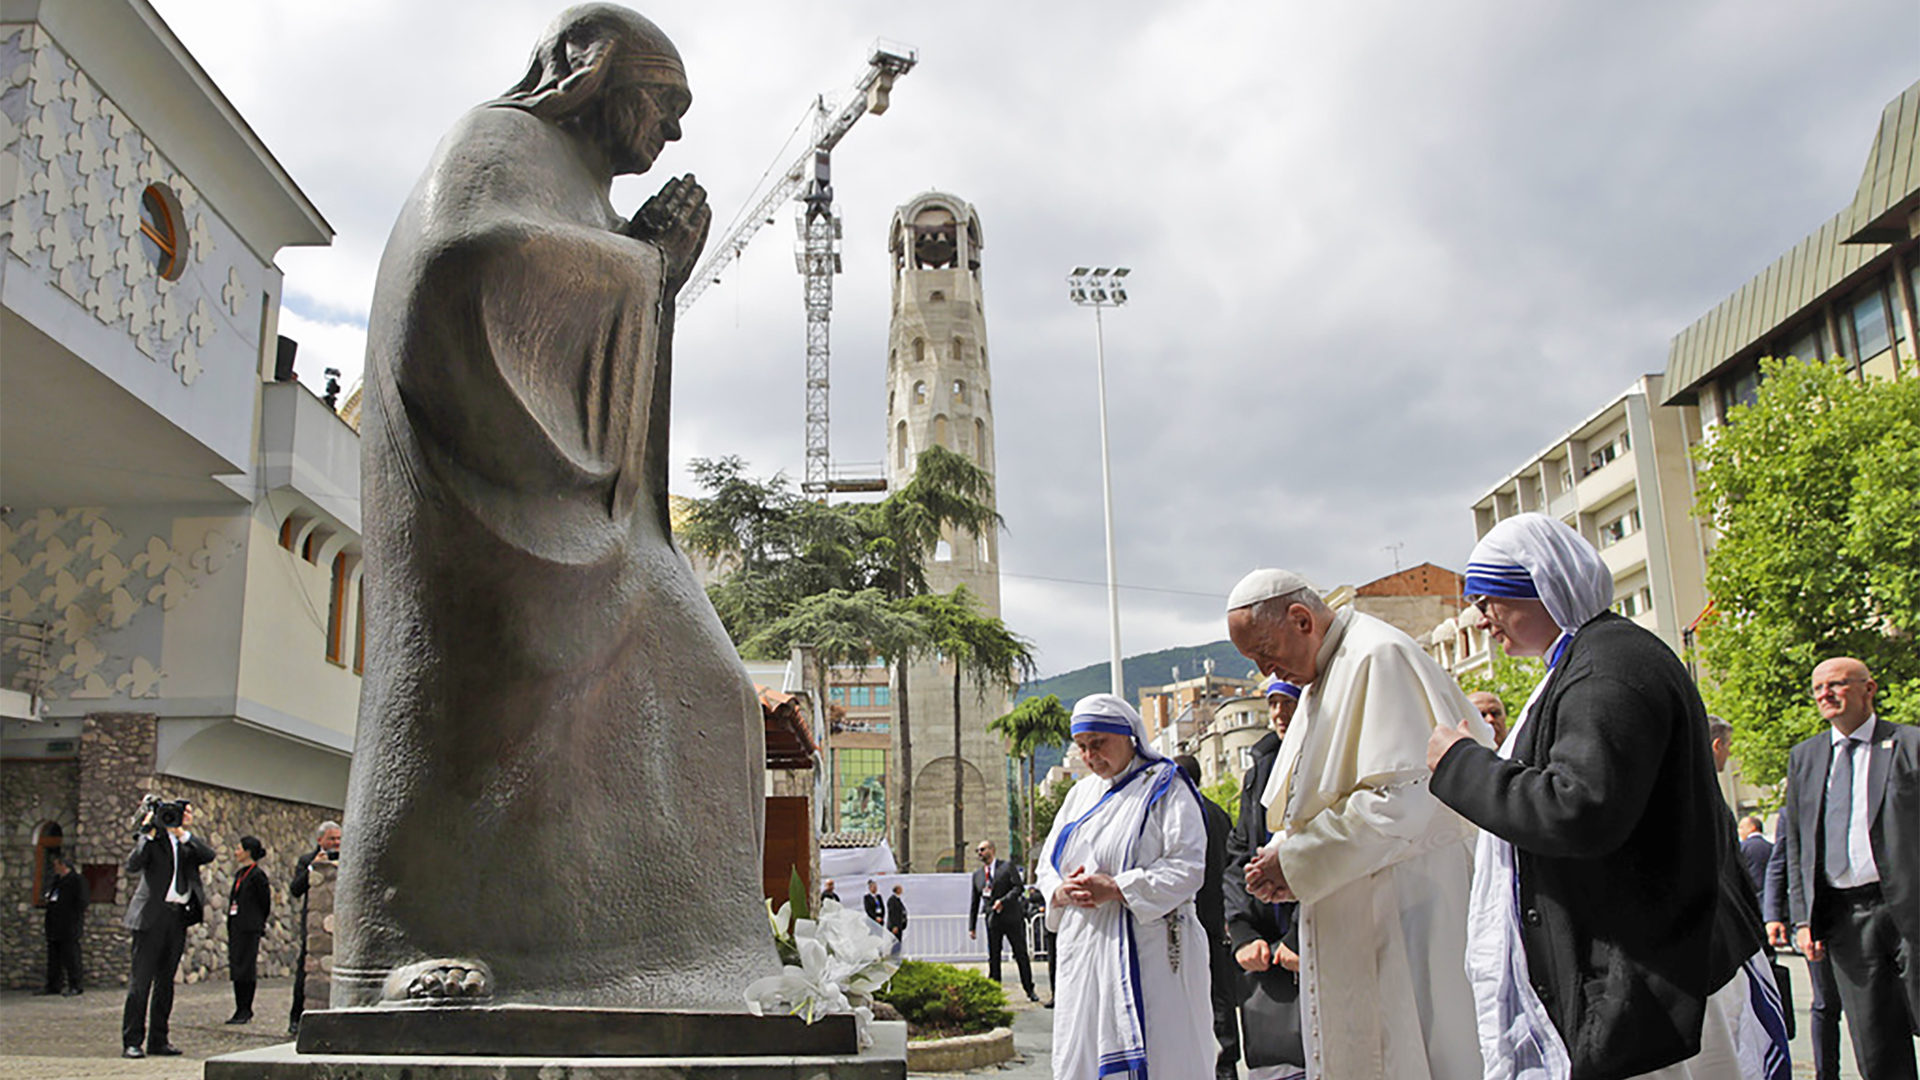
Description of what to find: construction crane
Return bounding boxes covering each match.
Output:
[677,42,918,497]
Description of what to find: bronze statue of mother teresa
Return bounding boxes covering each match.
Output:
[333,4,776,1009]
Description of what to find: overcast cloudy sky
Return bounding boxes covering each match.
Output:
[150,0,1917,678]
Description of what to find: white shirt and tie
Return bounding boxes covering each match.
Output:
[162,832,192,905]
[1826,719,1880,888]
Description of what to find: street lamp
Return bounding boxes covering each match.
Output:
[1067,267,1130,697]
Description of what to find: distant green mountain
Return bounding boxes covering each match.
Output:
[1016,639,1260,708]
[1011,639,1260,780]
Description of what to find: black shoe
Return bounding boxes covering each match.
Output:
[122,1047,145,1059]
[62,987,82,996]
[148,1044,182,1056]
[1044,999,1055,1009]
[225,1012,252,1025]
[1027,990,1040,1002]
[288,1023,301,1038]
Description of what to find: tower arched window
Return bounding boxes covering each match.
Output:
[913,381,927,405]
[933,414,950,448]
[974,419,987,465]
[952,379,967,405]
[952,336,964,363]
[896,420,908,469]
[913,339,925,364]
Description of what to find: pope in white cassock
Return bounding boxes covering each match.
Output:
[1035,694,1213,1080]
[1227,569,1490,1080]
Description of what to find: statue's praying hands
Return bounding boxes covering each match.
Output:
[626,173,710,291]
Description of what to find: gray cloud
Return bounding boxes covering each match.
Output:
[152,0,1918,675]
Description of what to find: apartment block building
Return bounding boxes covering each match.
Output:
[1465,374,1709,662]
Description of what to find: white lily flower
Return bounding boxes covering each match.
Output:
[744,891,902,1049]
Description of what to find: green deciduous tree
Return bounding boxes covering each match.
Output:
[1456,649,1546,719]
[1693,355,1920,784]
[1201,771,1240,827]
[989,694,1073,870]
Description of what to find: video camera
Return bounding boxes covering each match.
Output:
[133,794,191,836]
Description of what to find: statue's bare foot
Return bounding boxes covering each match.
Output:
[381,959,493,1005]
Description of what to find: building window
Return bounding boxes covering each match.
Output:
[912,381,927,405]
[1850,282,1893,364]
[874,685,891,706]
[913,339,925,364]
[895,420,908,468]
[278,517,297,550]
[353,579,366,675]
[1780,321,1828,364]
[974,418,987,466]
[1586,442,1617,474]
[849,686,871,707]
[952,379,967,404]
[1719,359,1763,421]
[927,290,945,303]
[1611,586,1653,619]
[1597,507,1640,548]
[933,414,949,448]
[138,184,187,281]
[952,336,964,363]
[326,553,349,665]
[835,747,888,832]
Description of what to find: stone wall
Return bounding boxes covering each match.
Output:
[0,713,338,989]
[0,758,80,988]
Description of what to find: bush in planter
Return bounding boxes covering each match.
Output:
[876,960,1013,1037]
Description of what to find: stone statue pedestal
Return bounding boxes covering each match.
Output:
[202,1010,906,1080]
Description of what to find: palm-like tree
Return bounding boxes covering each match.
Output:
[902,586,1035,869]
[858,446,1002,871]
[989,694,1072,868]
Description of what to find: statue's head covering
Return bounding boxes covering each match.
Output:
[1225,568,1318,613]
[1262,676,1302,701]
[1070,693,1163,762]
[499,4,687,120]
[1465,513,1612,636]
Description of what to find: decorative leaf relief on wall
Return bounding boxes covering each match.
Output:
[0,26,240,387]
[0,509,240,702]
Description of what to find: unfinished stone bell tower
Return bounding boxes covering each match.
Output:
[884,191,1010,871]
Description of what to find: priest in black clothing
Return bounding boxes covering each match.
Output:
[1224,677,1307,1080]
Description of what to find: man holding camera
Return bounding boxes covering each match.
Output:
[121,799,213,1058]
[289,819,340,1036]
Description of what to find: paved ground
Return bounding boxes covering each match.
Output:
[0,976,293,1080]
[0,956,1866,1079]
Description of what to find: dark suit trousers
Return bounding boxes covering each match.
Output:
[123,907,188,1050]
[1807,953,1843,1080]
[985,917,1034,994]
[1208,936,1240,1077]
[45,935,81,991]
[1821,885,1918,1080]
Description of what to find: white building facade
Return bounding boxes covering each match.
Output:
[1,0,345,988]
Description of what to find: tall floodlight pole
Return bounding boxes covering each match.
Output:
[1068,267,1130,697]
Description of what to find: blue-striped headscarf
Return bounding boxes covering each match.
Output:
[1466,513,1614,667]
[1262,676,1302,701]
[1069,693,1165,762]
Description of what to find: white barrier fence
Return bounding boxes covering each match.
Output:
[830,872,1053,965]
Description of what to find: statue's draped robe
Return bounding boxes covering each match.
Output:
[1259,610,1489,1080]
[333,104,776,1008]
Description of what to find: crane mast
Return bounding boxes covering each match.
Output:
[676,44,918,497]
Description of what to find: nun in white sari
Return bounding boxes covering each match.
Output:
[1034,694,1213,1080]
